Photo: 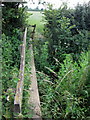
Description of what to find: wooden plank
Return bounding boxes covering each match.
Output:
[29,42,42,120]
[29,25,42,120]
[14,27,27,114]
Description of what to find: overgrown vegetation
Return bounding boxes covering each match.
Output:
[43,4,89,68]
[2,2,31,119]
[34,2,90,120]
[37,52,90,119]
[2,1,90,120]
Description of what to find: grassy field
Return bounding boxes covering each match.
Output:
[28,11,45,33]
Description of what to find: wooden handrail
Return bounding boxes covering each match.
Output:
[14,27,27,114]
[14,25,42,119]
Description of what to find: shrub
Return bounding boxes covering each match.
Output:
[37,51,90,119]
[43,4,89,67]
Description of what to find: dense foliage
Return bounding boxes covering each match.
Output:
[2,2,31,119]
[34,2,90,120]
[37,52,90,119]
[2,1,90,120]
[43,4,89,68]
[74,2,90,31]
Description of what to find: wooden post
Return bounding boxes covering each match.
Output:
[14,27,27,114]
[29,25,42,120]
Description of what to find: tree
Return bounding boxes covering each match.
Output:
[43,4,89,69]
[74,2,90,31]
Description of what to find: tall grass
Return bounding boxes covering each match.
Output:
[37,51,90,119]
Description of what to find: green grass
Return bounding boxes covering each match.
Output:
[28,11,45,33]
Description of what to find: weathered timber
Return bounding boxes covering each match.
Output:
[29,41,42,120]
[14,27,27,114]
[29,25,42,120]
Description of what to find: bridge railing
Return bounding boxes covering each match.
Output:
[14,26,42,120]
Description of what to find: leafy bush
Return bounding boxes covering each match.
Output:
[34,41,49,71]
[37,51,90,119]
[2,34,32,119]
[2,3,28,35]
[2,3,31,119]
[74,2,90,31]
[43,4,89,67]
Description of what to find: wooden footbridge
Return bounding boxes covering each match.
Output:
[14,26,42,120]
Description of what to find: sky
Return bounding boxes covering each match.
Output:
[26,0,90,9]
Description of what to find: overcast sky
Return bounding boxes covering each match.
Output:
[26,0,90,9]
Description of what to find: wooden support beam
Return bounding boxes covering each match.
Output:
[14,27,27,114]
[28,25,42,120]
[29,41,42,120]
